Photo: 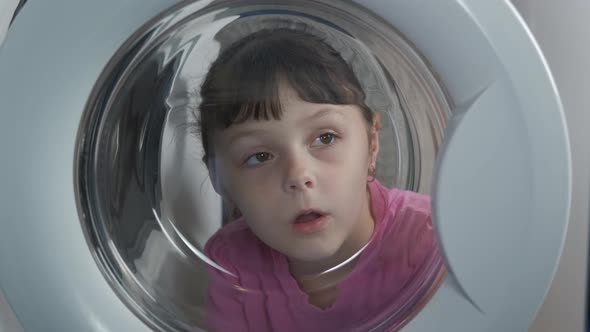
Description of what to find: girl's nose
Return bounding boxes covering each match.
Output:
[283,155,315,192]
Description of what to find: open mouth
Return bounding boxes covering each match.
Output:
[292,210,328,234]
[294,211,323,224]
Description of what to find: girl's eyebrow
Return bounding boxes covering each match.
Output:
[305,107,345,122]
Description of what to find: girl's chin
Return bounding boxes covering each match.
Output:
[285,244,343,268]
[290,251,337,264]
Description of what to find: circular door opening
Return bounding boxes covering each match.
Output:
[75,1,451,330]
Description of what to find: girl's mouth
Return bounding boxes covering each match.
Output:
[292,211,328,234]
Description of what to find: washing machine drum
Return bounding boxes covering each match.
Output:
[0,0,571,331]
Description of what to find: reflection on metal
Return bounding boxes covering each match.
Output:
[0,288,24,332]
[0,0,22,46]
[10,1,28,26]
[75,0,451,330]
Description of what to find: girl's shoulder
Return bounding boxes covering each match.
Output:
[370,180,431,222]
[395,188,431,216]
[203,218,270,275]
[371,182,439,272]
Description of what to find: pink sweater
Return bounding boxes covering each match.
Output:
[204,180,445,332]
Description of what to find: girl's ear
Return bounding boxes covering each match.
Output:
[369,112,381,165]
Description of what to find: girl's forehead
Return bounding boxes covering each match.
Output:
[277,80,298,102]
[278,83,360,120]
[210,82,369,147]
[214,104,365,146]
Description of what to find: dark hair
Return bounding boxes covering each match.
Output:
[197,27,374,165]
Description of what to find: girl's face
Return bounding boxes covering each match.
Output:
[210,82,380,271]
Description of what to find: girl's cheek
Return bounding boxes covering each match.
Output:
[316,144,347,162]
[237,166,276,185]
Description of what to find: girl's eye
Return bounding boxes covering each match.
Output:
[244,152,273,166]
[313,132,338,146]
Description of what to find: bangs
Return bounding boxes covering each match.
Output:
[199,28,368,131]
[201,63,285,129]
[198,28,373,164]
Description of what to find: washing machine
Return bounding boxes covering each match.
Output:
[0,0,572,331]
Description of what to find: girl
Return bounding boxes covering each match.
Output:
[197,27,445,332]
